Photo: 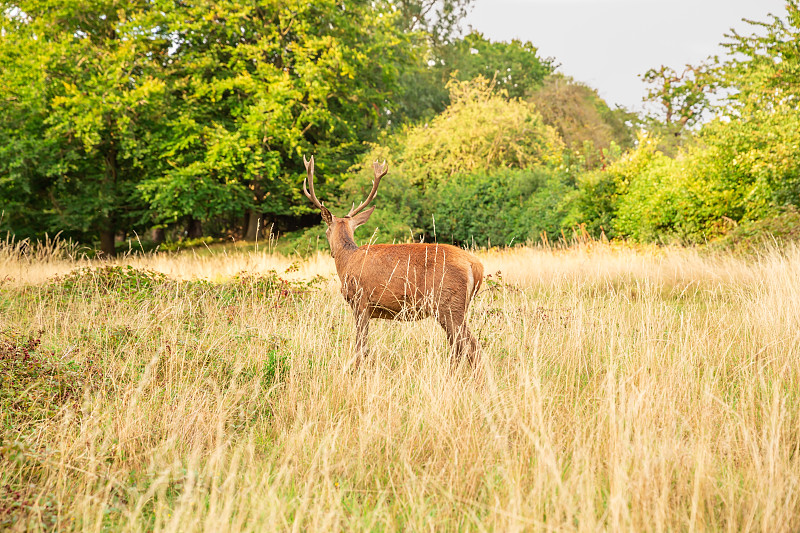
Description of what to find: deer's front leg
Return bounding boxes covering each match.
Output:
[352,305,370,366]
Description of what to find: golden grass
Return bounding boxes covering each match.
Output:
[1,242,799,531]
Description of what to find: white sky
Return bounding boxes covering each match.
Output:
[465,0,788,111]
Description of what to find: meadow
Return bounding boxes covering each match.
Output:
[1,241,799,531]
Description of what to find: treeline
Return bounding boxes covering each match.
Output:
[336,1,800,248]
[0,0,633,254]
[2,1,799,254]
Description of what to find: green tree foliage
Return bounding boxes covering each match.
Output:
[639,63,715,158]
[140,1,419,238]
[396,77,563,183]
[566,169,620,239]
[642,64,714,134]
[7,0,800,252]
[346,1,479,126]
[0,0,422,250]
[391,28,554,125]
[0,1,167,254]
[432,168,575,247]
[393,0,475,44]
[0,10,52,239]
[719,0,800,111]
[707,107,800,214]
[605,106,800,244]
[611,2,800,243]
[318,2,800,248]
[704,1,800,220]
[530,74,635,168]
[438,31,554,99]
[342,77,564,243]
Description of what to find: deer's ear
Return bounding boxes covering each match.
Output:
[320,206,333,225]
[349,206,375,229]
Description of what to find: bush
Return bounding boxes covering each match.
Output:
[708,209,800,254]
[0,331,103,427]
[50,265,170,298]
[341,77,565,243]
[602,135,729,243]
[523,171,580,243]
[566,169,618,239]
[431,169,535,247]
[430,167,579,247]
[699,107,800,218]
[214,271,324,304]
[396,77,564,184]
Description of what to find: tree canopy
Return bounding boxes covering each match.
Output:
[3,0,799,252]
[0,0,426,253]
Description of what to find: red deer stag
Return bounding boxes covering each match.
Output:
[302,155,483,366]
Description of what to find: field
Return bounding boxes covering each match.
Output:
[1,242,799,531]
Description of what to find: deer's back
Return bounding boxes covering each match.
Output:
[340,243,482,318]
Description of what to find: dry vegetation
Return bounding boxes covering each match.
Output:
[1,240,799,531]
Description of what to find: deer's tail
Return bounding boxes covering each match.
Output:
[468,259,483,303]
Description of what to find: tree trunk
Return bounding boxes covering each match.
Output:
[100,144,119,258]
[244,210,262,241]
[151,227,165,244]
[100,229,116,258]
[186,218,203,239]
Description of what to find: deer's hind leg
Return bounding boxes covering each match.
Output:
[437,310,481,368]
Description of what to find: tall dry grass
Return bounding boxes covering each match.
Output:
[1,242,799,531]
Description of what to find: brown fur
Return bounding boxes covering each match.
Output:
[303,156,483,367]
[327,217,483,366]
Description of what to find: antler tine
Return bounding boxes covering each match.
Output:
[302,155,325,210]
[347,160,388,217]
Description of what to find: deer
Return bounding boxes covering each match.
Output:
[302,155,484,367]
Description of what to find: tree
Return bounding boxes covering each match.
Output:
[398,77,563,183]
[0,0,166,255]
[641,64,714,142]
[719,0,800,112]
[393,0,475,45]
[0,8,53,239]
[529,74,637,168]
[438,31,554,99]
[0,1,427,246]
[136,1,422,240]
[701,0,800,217]
[392,30,556,123]
[603,2,800,243]
[342,77,565,242]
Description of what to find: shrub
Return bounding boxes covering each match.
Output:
[214,271,323,305]
[604,135,728,243]
[396,77,564,184]
[50,265,170,298]
[341,77,565,242]
[431,169,534,247]
[708,209,800,254]
[0,331,103,427]
[430,167,578,247]
[566,169,618,239]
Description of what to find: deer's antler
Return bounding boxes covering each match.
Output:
[302,155,325,210]
[347,160,388,217]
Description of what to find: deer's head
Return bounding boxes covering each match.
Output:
[302,156,388,257]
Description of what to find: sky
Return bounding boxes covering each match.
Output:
[464,0,788,112]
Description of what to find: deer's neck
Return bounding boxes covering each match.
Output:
[331,233,359,278]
